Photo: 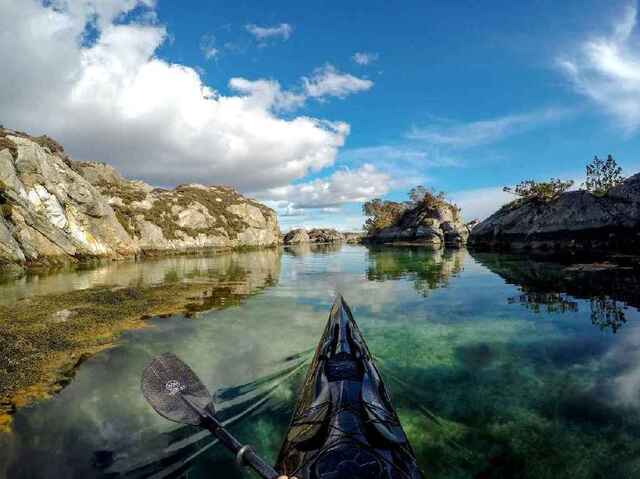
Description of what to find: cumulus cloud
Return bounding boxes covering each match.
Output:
[245,23,292,41]
[408,109,572,148]
[0,0,360,191]
[262,164,391,209]
[558,3,640,133]
[352,52,379,65]
[228,65,373,111]
[303,65,374,99]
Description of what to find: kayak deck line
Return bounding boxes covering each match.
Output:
[276,295,425,478]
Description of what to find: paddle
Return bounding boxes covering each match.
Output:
[141,352,280,479]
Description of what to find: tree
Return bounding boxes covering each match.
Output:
[362,199,406,234]
[583,155,624,196]
[503,178,574,203]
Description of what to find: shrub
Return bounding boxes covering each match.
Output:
[583,155,624,197]
[503,178,574,203]
[362,199,406,234]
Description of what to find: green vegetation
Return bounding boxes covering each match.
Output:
[362,199,406,234]
[363,186,459,234]
[503,178,574,203]
[502,155,626,211]
[583,155,625,196]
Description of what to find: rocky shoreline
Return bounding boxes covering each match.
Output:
[469,173,640,253]
[0,128,280,277]
[282,228,361,245]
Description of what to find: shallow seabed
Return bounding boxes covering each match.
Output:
[1,245,639,479]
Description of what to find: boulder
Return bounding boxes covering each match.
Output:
[283,228,310,244]
[283,228,345,244]
[308,228,345,243]
[469,173,640,253]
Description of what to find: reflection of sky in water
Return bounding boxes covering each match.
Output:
[1,246,640,478]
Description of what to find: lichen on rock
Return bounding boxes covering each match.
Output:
[0,127,280,273]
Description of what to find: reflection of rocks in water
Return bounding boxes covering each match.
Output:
[0,248,282,431]
[508,292,578,314]
[472,252,637,333]
[0,249,281,305]
[285,242,343,256]
[366,246,465,295]
[590,297,627,333]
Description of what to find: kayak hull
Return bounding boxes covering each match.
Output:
[276,295,424,479]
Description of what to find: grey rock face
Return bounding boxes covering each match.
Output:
[469,173,640,252]
[283,228,345,244]
[367,201,468,248]
[0,129,280,273]
[308,228,344,243]
[283,228,310,244]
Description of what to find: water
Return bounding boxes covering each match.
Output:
[1,245,640,478]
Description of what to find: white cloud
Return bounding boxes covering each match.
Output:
[262,164,391,209]
[448,187,512,222]
[200,33,218,60]
[245,23,292,41]
[0,0,357,192]
[303,65,374,99]
[408,108,572,148]
[558,3,640,133]
[352,51,379,65]
[228,65,373,111]
[228,77,306,111]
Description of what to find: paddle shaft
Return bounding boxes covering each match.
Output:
[201,408,280,479]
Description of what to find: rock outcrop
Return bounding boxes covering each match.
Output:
[343,232,364,244]
[283,228,310,244]
[283,228,344,244]
[366,201,469,248]
[0,129,279,274]
[469,173,640,253]
[308,228,344,243]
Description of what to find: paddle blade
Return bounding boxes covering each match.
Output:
[141,353,213,426]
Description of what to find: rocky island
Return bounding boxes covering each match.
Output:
[0,128,279,277]
[362,187,470,248]
[283,228,346,244]
[469,172,640,253]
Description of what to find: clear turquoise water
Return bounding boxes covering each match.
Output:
[1,245,640,478]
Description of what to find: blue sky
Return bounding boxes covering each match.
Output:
[3,0,640,230]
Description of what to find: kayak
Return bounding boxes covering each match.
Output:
[275,295,425,479]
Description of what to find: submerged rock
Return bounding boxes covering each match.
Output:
[469,173,640,253]
[0,128,280,272]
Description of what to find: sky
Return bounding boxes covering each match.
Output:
[2,0,640,231]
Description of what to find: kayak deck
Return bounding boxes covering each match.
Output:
[276,295,424,479]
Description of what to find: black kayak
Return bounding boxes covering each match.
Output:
[275,295,425,479]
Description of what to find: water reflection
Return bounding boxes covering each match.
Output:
[283,242,343,256]
[0,249,282,306]
[472,252,637,333]
[1,246,640,479]
[366,246,464,296]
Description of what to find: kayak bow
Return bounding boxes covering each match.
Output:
[276,295,425,479]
